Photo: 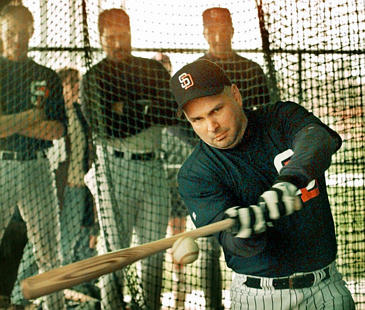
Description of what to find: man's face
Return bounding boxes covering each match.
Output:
[100,22,131,62]
[204,23,233,57]
[184,84,247,149]
[1,16,33,61]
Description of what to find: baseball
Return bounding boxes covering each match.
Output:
[171,236,199,265]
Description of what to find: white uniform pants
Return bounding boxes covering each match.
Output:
[0,158,65,309]
[231,262,355,310]
[86,146,169,310]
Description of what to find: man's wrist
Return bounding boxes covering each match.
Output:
[275,175,303,189]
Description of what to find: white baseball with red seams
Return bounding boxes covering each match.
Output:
[172,236,199,264]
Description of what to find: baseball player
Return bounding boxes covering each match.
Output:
[169,59,355,309]
[81,9,176,310]
[0,5,66,309]
[186,8,272,309]
[201,7,270,108]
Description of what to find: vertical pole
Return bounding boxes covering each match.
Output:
[255,0,280,103]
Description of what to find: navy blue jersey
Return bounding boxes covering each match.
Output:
[178,101,341,277]
[81,56,176,139]
[0,57,66,152]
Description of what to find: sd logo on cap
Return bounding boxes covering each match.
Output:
[170,59,231,116]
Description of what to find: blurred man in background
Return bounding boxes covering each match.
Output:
[0,5,66,309]
[200,7,270,108]
[81,9,176,309]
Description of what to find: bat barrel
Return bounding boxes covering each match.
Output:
[21,218,235,299]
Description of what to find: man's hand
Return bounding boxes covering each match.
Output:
[224,205,266,238]
[111,101,124,114]
[34,96,46,109]
[258,182,302,221]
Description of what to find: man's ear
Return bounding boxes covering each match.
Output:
[203,28,208,41]
[29,25,34,39]
[231,84,242,107]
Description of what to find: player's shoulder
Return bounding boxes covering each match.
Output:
[87,58,107,73]
[27,58,62,81]
[178,142,209,177]
[27,58,53,73]
[245,101,308,129]
[178,141,223,185]
[252,101,305,116]
[131,56,166,69]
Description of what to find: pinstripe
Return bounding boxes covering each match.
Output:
[321,280,334,309]
[253,288,257,309]
[288,288,292,309]
[319,282,326,307]
[310,286,317,309]
[246,289,249,310]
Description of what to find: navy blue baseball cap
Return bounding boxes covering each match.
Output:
[170,59,232,116]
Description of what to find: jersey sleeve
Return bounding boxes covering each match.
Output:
[271,101,342,188]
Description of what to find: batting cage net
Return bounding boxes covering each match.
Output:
[0,0,363,309]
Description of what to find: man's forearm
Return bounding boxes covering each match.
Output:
[17,120,65,140]
[279,123,342,188]
[0,109,43,138]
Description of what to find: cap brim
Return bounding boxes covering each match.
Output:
[177,85,225,117]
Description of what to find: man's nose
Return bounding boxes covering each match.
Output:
[112,39,122,48]
[13,32,28,43]
[213,31,229,42]
[207,117,219,132]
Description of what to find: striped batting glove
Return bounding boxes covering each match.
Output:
[258,182,302,221]
[224,205,267,238]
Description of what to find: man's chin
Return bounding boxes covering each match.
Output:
[111,51,130,62]
[207,138,236,150]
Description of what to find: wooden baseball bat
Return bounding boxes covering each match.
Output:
[21,218,234,300]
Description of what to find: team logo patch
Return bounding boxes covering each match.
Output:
[178,73,194,90]
[30,80,50,106]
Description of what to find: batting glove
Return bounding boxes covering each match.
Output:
[224,205,266,238]
[258,182,302,221]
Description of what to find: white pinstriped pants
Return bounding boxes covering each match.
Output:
[86,146,169,310]
[231,262,355,310]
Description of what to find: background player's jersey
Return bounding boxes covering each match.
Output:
[200,52,270,107]
[81,56,176,139]
[0,57,66,152]
[178,101,341,277]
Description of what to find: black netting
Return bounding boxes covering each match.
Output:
[0,0,363,309]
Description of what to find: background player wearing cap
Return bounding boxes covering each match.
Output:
[201,7,270,108]
[0,5,66,309]
[170,59,355,309]
[81,8,176,309]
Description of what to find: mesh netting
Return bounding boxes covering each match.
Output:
[0,0,363,309]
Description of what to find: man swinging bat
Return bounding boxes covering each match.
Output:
[168,59,355,309]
